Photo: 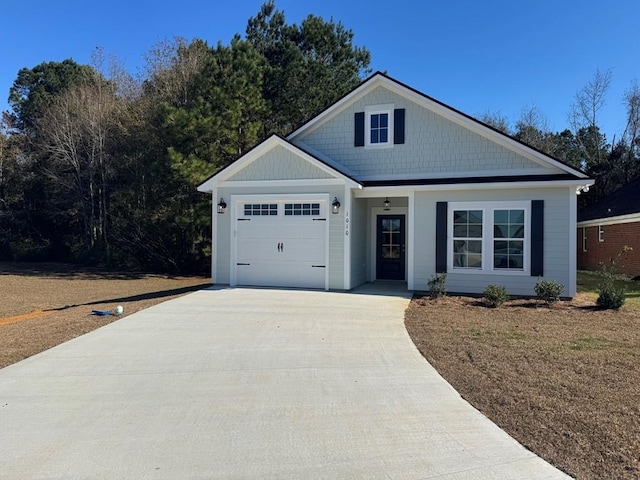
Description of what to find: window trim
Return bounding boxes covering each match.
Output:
[598,225,604,242]
[364,104,394,149]
[447,201,530,275]
[582,227,587,252]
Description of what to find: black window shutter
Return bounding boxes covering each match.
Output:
[394,108,405,144]
[531,200,544,276]
[436,202,448,273]
[354,112,365,147]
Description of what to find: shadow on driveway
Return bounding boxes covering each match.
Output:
[45,284,211,311]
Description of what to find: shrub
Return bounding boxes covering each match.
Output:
[483,284,508,308]
[534,279,564,304]
[596,284,625,310]
[427,272,447,299]
[595,246,631,310]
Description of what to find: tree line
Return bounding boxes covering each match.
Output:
[0,1,371,273]
[1,1,637,273]
[480,69,640,203]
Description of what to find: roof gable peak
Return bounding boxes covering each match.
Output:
[288,72,589,180]
[197,135,359,192]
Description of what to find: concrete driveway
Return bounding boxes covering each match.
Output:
[0,287,569,479]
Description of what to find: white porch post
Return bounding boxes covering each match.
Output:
[407,191,415,290]
[210,187,218,284]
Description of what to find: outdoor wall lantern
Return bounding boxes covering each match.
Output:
[383,198,391,211]
[217,198,227,214]
[331,197,341,214]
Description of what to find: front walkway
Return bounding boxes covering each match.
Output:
[0,287,569,479]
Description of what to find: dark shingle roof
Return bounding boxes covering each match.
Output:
[579,176,640,222]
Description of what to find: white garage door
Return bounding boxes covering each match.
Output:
[235,200,328,289]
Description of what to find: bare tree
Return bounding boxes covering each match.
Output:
[569,69,612,167]
[142,37,210,106]
[38,67,118,251]
[479,110,511,134]
[622,81,640,161]
[513,105,557,154]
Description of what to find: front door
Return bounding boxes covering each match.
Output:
[376,215,406,280]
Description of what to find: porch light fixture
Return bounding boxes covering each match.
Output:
[217,198,227,214]
[383,198,390,211]
[331,197,341,214]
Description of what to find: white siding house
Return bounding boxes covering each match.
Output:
[198,72,593,297]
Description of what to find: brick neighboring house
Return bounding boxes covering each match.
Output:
[577,177,640,278]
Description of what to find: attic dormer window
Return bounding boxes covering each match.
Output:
[365,104,393,148]
[369,112,389,144]
[354,105,405,147]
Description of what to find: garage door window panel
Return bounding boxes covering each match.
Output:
[285,203,321,216]
[244,203,278,216]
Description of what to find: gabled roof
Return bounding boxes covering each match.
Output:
[197,135,361,192]
[287,71,591,181]
[578,176,640,222]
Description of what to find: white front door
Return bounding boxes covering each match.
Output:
[234,200,328,289]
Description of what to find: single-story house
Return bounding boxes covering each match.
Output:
[577,176,640,278]
[198,72,594,296]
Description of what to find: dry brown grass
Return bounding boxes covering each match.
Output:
[405,294,640,480]
[0,262,209,368]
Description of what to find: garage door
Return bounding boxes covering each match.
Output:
[235,200,328,289]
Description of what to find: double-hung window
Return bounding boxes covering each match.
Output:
[449,202,529,274]
[452,210,483,268]
[493,209,525,270]
[364,104,393,148]
[370,113,389,144]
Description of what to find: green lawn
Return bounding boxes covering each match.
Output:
[577,271,640,307]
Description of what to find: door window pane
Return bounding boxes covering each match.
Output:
[382,218,401,259]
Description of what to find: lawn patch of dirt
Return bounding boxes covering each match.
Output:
[405,294,640,480]
[0,262,209,368]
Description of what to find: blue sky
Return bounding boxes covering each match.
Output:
[2,0,638,141]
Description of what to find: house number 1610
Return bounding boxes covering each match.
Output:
[345,212,349,236]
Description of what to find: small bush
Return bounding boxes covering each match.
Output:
[597,280,626,310]
[595,246,630,310]
[534,279,564,304]
[483,284,508,308]
[427,272,447,299]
